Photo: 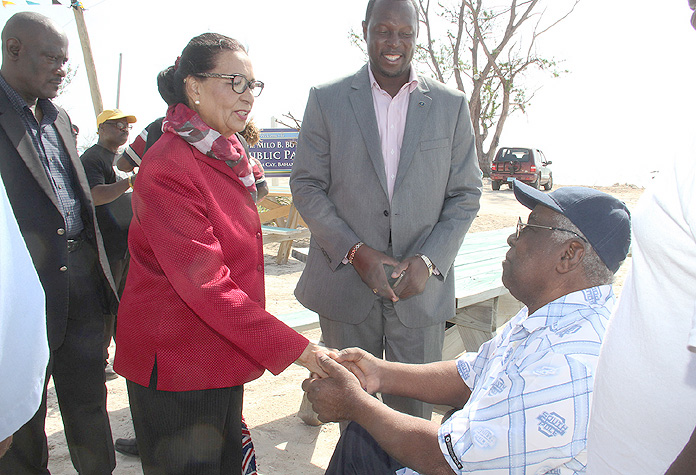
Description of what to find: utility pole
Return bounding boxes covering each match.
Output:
[116,53,122,109]
[71,2,103,117]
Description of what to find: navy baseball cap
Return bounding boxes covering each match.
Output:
[512,180,631,273]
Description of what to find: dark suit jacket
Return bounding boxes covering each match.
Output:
[0,89,118,350]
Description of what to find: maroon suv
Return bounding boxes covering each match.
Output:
[490,147,553,191]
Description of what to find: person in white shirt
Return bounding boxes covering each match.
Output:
[0,176,48,458]
[303,181,631,474]
[586,7,696,474]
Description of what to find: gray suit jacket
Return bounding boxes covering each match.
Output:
[0,90,118,349]
[291,65,482,328]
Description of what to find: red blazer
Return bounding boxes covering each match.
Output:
[114,132,308,391]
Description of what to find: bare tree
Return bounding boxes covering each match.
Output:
[420,0,579,173]
[353,0,579,174]
[57,62,78,98]
[275,112,302,131]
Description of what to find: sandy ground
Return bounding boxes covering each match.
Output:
[42,180,645,474]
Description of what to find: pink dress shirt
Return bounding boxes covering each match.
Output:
[368,67,419,201]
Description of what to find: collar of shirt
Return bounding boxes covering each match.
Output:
[367,66,419,96]
[0,74,59,126]
[516,285,615,335]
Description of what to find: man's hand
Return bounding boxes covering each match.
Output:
[334,347,382,394]
[390,255,430,300]
[301,352,370,422]
[351,245,400,301]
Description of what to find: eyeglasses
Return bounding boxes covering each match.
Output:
[194,72,264,97]
[516,217,588,243]
[105,122,132,131]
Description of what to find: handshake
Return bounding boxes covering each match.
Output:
[296,343,382,424]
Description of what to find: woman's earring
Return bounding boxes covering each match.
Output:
[194,100,200,105]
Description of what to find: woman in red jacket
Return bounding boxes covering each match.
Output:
[114,33,323,475]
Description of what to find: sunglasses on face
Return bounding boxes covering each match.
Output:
[104,122,132,131]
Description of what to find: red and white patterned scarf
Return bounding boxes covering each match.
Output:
[162,103,261,201]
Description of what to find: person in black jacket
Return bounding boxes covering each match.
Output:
[0,11,118,473]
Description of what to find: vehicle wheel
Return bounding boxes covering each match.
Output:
[531,176,540,189]
[543,174,553,191]
[491,180,501,190]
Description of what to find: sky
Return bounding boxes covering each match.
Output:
[1,0,695,186]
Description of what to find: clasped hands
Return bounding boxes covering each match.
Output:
[351,244,430,302]
[301,347,381,423]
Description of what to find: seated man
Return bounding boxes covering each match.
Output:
[303,181,631,475]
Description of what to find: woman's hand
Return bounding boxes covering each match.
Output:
[294,342,332,378]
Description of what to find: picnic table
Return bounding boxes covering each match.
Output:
[258,185,309,264]
[286,227,520,358]
[443,226,517,359]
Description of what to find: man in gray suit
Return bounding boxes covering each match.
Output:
[290,0,482,419]
[0,12,118,473]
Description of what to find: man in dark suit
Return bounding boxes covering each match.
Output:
[290,0,482,419]
[0,11,118,474]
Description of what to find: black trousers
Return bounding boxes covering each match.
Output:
[325,422,405,475]
[0,242,115,474]
[126,366,243,475]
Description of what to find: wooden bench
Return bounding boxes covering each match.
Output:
[259,185,309,265]
[276,308,320,332]
[261,225,310,245]
[288,227,520,358]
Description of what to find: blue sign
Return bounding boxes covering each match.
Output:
[248,128,298,177]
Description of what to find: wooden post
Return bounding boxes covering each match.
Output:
[72,4,103,118]
[116,53,122,109]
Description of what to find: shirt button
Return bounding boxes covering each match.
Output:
[390,150,395,155]
[59,266,68,272]
[57,228,66,235]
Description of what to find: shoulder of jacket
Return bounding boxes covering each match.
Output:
[418,75,466,99]
[312,66,365,94]
[145,133,197,164]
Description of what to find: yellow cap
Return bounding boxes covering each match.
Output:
[97,109,137,127]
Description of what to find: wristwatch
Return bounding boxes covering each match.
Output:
[416,253,434,278]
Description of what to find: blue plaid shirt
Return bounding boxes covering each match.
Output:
[0,75,84,237]
[424,286,613,475]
